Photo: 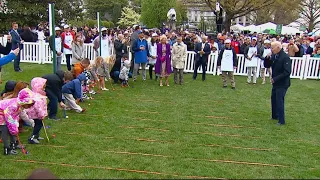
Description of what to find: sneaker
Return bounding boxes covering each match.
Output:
[11,141,25,150]
[89,90,96,95]
[4,148,18,155]
[48,116,61,121]
[101,88,109,91]
[28,136,40,144]
[37,137,44,140]
[231,87,236,90]
[223,85,227,88]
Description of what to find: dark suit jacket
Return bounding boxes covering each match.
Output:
[194,42,211,62]
[264,49,292,88]
[114,39,128,58]
[306,46,314,55]
[10,29,23,50]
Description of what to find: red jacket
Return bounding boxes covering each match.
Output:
[61,31,75,49]
[231,40,240,54]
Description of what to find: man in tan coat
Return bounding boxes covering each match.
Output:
[172,36,187,85]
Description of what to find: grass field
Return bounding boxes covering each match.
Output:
[0,63,319,179]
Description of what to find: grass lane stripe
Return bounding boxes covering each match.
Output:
[189,158,289,167]
[192,115,231,119]
[119,126,170,132]
[76,114,261,130]
[103,150,171,158]
[13,159,222,179]
[37,145,66,148]
[202,144,276,151]
[187,132,261,139]
[192,122,261,129]
[61,122,94,126]
[64,132,274,151]
[101,150,288,168]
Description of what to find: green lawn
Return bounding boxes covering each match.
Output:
[0,63,320,179]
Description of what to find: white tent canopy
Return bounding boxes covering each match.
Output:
[243,24,259,32]
[243,22,302,35]
[230,24,244,31]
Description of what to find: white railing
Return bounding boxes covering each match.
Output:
[0,38,319,80]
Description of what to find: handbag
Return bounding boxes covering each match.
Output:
[160,56,166,62]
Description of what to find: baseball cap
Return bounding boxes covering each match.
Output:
[225,39,231,44]
[152,33,158,37]
[252,37,257,41]
[101,27,107,32]
[137,30,143,34]
[55,27,61,31]
[63,25,69,29]
[264,39,271,44]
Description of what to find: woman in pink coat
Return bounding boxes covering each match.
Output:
[0,88,35,155]
[26,78,48,144]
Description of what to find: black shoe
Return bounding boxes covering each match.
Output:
[223,85,227,88]
[4,147,18,155]
[276,123,285,126]
[10,141,25,150]
[48,116,61,121]
[231,87,236,90]
[270,118,278,120]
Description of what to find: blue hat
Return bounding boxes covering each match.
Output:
[138,30,143,34]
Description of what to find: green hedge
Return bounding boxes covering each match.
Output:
[67,19,114,28]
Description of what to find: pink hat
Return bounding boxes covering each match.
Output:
[17,88,35,105]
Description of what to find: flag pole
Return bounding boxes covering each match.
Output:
[97,12,102,56]
[49,3,56,73]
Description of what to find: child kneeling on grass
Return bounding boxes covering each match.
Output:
[61,73,87,113]
[26,78,48,144]
[0,88,35,155]
[119,60,131,87]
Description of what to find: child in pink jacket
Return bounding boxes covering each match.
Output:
[26,78,48,144]
[0,88,35,155]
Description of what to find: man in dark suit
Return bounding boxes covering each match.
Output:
[265,41,292,126]
[111,34,128,83]
[10,22,24,72]
[193,36,211,81]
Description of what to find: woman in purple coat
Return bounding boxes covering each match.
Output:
[155,35,172,86]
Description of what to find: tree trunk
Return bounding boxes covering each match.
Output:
[224,14,232,33]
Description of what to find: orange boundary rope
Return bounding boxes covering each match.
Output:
[12,159,223,179]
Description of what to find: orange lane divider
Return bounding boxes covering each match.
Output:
[124,110,160,114]
[187,132,261,139]
[133,117,168,123]
[12,159,222,179]
[192,122,261,129]
[63,132,274,151]
[61,122,94,126]
[192,115,231,119]
[119,126,170,132]
[64,132,174,144]
[103,150,171,158]
[102,150,287,168]
[202,144,276,151]
[189,158,289,168]
[37,145,66,148]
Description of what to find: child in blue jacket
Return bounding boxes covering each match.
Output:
[62,73,86,113]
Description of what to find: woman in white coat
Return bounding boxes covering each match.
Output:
[171,36,187,85]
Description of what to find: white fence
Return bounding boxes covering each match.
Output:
[1,38,319,80]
